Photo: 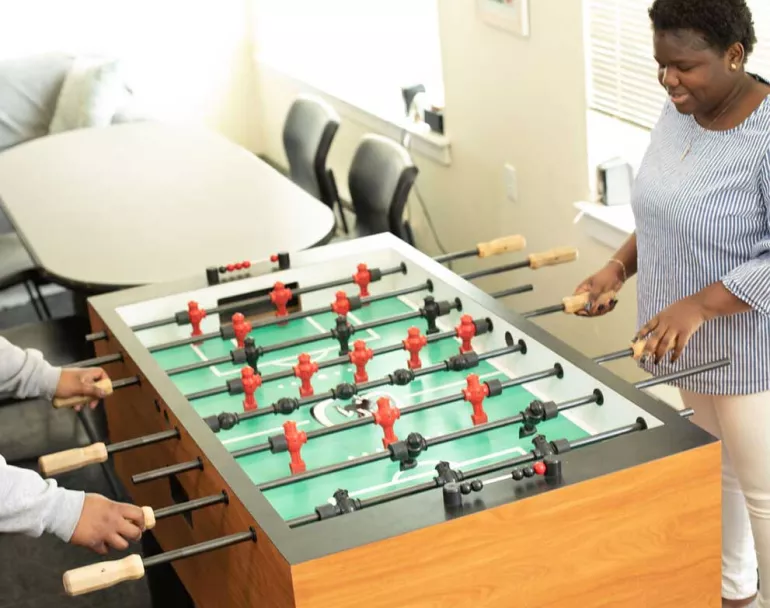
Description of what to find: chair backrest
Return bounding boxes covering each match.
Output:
[282,94,340,206]
[348,134,418,241]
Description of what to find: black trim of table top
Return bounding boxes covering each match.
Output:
[88,233,718,566]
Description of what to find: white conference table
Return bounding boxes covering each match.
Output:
[0,122,336,292]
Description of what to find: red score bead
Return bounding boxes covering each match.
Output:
[533,461,546,475]
[243,260,251,268]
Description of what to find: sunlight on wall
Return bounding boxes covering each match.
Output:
[252,0,444,121]
[0,0,260,148]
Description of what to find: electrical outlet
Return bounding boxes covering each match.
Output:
[504,163,517,202]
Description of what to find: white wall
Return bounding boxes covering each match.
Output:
[252,0,645,382]
[0,0,262,151]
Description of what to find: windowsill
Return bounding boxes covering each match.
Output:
[256,55,452,166]
[576,109,648,249]
[573,200,634,250]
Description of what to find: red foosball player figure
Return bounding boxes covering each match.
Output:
[353,263,371,298]
[463,374,489,425]
[373,396,400,448]
[270,281,292,319]
[187,301,206,341]
[283,420,307,474]
[331,291,351,316]
[231,312,252,348]
[403,327,428,369]
[348,340,373,383]
[241,367,262,411]
[293,353,319,397]
[456,314,477,353]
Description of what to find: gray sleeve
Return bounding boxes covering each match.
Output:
[0,337,61,399]
[0,455,85,542]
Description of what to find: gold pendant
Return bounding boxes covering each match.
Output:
[681,142,691,160]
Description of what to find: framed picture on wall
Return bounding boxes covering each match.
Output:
[476,0,530,37]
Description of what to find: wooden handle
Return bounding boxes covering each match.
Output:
[631,339,648,360]
[142,506,156,531]
[528,247,579,270]
[476,234,527,258]
[63,554,145,596]
[38,442,109,477]
[52,378,113,409]
[561,292,591,314]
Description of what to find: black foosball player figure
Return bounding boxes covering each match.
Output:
[0,337,147,555]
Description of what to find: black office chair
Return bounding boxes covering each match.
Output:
[345,134,418,244]
[282,94,348,233]
[0,231,50,320]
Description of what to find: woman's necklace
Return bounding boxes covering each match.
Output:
[681,87,744,161]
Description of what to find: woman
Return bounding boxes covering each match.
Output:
[575,0,770,606]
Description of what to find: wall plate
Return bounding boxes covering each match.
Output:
[476,0,530,38]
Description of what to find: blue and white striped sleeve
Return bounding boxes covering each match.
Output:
[721,147,770,316]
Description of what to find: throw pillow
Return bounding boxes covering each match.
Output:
[48,56,128,134]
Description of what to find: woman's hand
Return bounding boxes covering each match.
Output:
[633,296,709,364]
[55,367,109,411]
[572,262,625,316]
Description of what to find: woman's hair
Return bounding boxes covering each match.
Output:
[648,0,757,57]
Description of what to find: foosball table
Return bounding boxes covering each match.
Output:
[44,232,721,606]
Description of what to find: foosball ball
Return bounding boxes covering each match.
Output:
[44,232,721,607]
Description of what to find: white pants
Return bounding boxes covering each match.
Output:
[680,389,770,605]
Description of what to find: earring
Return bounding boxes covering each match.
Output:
[731,63,737,70]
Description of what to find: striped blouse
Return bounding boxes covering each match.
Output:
[631,87,770,395]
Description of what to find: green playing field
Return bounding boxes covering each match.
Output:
[148,295,590,521]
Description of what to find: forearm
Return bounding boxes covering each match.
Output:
[690,281,753,320]
[608,233,638,280]
[0,337,61,400]
[0,455,84,541]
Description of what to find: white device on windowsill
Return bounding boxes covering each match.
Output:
[596,157,633,206]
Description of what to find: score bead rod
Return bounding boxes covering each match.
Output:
[434,233,527,263]
[166,297,462,377]
[51,376,139,410]
[118,263,408,336]
[462,247,578,281]
[288,359,728,527]
[62,529,256,597]
[147,280,435,354]
[38,428,179,477]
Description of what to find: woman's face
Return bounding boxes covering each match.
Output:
[654,28,740,116]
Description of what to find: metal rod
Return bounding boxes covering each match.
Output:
[106,429,179,455]
[147,280,433,354]
[113,376,140,390]
[213,324,513,431]
[166,298,459,377]
[131,263,407,333]
[490,284,534,299]
[154,493,228,521]
[523,303,564,318]
[65,353,123,368]
[132,458,202,484]
[463,259,528,281]
[635,359,730,389]
[592,348,633,364]
[263,358,725,496]
[142,530,255,569]
[434,247,477,264]
[189,327,457,402]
